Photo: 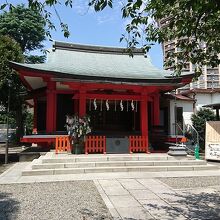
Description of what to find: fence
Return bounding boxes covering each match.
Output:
[85,136,106,154]
[129,136,149,153]
[55,136,71,154]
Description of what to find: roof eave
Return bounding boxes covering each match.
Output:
[10,62,184,85]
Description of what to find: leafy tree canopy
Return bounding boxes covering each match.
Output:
[0,4,46,53]
[0,35,28,139]
[0,5,46,139]
[24,55,46,64]
[0,35,24,110]
[1,0,220,74]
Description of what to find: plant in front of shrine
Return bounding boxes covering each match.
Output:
[66,115,91,153]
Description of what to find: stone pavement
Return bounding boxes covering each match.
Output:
[95,178,220,220]
[0,162,220,219]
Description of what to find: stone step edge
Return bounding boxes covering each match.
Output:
[22,164,219,176]
[32,160,207,169]
[41,156,195,163]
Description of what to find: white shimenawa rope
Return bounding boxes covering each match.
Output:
[106,100,109,111]
[93,99,97,110]
[120,100,123,111]
[131,100,135,111]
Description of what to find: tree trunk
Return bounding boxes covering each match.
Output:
[15,104,24,142]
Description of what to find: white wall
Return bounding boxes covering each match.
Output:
[168,92,220,135]
[169,100,194,135]
[195,93,220,110]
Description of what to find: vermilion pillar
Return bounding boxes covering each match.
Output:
[74,99,79,115]
[79,90,86,117]
[46,81,56,133]
[153,94,160,126]
[140,95,148,137]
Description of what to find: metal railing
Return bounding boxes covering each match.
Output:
[172,122,184,136]
[185,124,200,146]
[184,124,200,155]
[171,123,200,154]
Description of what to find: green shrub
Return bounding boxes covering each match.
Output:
[191,108,216,151]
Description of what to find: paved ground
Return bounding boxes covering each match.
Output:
[0,144,27,154]
[0,181,112,220]
[0,163,15,175]
[157,176,220,189]
[95,178,220,220]
[0,161,220,219]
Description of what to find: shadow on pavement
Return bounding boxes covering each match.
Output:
[0,192,19,219]
[144,189,220,220]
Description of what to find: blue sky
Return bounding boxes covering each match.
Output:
[13,0,163,68]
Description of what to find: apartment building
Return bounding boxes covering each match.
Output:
[160,18,220,91]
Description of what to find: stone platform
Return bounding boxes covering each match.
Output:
[21,152,219,176]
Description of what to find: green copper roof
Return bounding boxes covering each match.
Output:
[11,41,192,83]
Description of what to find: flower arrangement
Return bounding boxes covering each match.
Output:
[66,114,91,144]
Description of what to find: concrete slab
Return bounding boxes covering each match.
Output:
[118,179,146,190]
[129,189,160,200]
[137,178,162,188]
[148,186,174,194]
[103,186,129,196]
[158,192,184,204]
[109,195,141,208]
[94,180,121,220]
[116,207,154,220]
[99,179,121,187]
[142,199,187,219]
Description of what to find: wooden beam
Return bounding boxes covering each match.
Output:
[73,93,142,101]
[64,81,143,92]
[19,74,33,91]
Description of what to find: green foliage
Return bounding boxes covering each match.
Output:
[0,113,16,128]
[23,110,34,135]
[0,1,71,39]
[0,36,24,110]
[25,55,46,64]
[0,35,26,140]
[191,108,216,150]
[3,0,218,75]
[118,0,220,76]
[0,5,46,140]
[0,4,46,52]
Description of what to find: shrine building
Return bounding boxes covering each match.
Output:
[11,41,193,153]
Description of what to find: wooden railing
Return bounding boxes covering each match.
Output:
[129,136,149,153]
[55,136,71,154]
[85,136,106,154]
[55,135,148,154]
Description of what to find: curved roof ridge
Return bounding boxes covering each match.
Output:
[53,40,144,55]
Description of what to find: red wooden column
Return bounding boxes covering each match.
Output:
[140,94,148,138]
[46,81,56,133]
[33,98,37,130]
[74,99,79,115]
[153,93,160,126]
[79,90,86,117]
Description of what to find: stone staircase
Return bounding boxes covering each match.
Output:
[21,152,219,176]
